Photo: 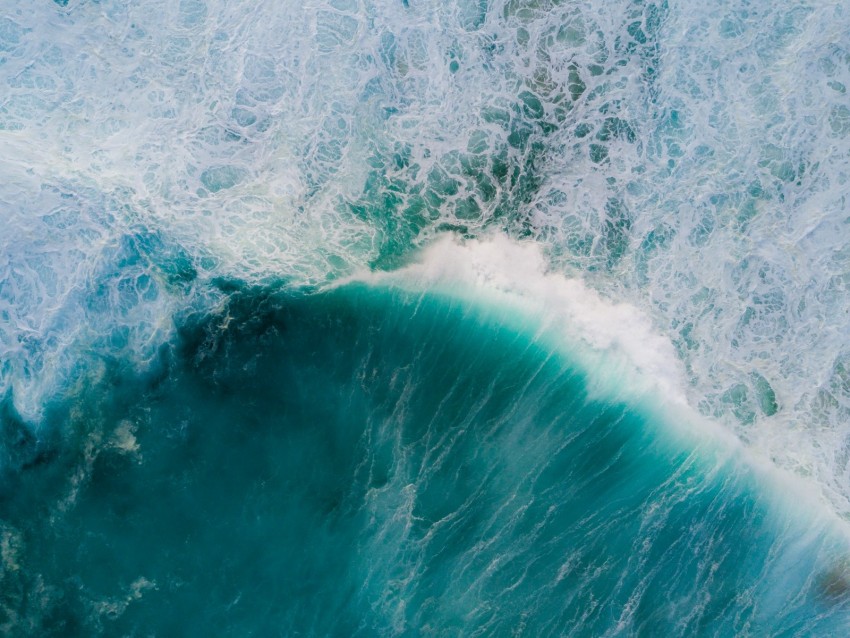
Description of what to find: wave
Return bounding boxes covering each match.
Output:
[1,0,850,631]
[1,276,848,635]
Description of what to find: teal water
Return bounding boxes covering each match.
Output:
[2,281,848,635]
[2,0,850,634]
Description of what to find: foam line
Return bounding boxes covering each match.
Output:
[357,235,687,404]
[344,234,850,537]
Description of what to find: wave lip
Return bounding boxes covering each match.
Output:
[350,235,850,533]
[360,234,689,405]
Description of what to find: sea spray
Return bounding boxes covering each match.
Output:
[2,0,848,507]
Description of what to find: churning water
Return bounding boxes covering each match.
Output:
[1,0,850,634]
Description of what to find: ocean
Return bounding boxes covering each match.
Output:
[1,0,850,635]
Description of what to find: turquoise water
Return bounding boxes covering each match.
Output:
[2,0,850,634]
[1,281,849,635]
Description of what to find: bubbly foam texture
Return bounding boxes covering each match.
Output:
[1,0,850,511]
[358,235,850,532]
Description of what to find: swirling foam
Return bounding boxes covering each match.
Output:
[1,0,850,513]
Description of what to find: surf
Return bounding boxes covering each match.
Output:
[1,0,850,634]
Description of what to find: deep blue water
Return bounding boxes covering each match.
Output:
[1,282,848,635]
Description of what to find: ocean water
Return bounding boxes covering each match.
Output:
[3,277,850,636]
[1,0,850,635]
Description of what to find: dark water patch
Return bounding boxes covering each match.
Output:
[0,283,848,636]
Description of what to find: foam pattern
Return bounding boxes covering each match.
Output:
[1,0,850,510]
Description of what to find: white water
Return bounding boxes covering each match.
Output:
[355,235,850,539]
[357,234,690,407]
[1,0,850,514]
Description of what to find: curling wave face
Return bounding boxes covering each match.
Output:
[2,280,850,635]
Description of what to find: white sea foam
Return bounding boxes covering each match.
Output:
[358,234,689,406]
[0,0,849,516]
[353,234,850,535]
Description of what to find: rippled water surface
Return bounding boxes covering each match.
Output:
[1,0,850,634]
